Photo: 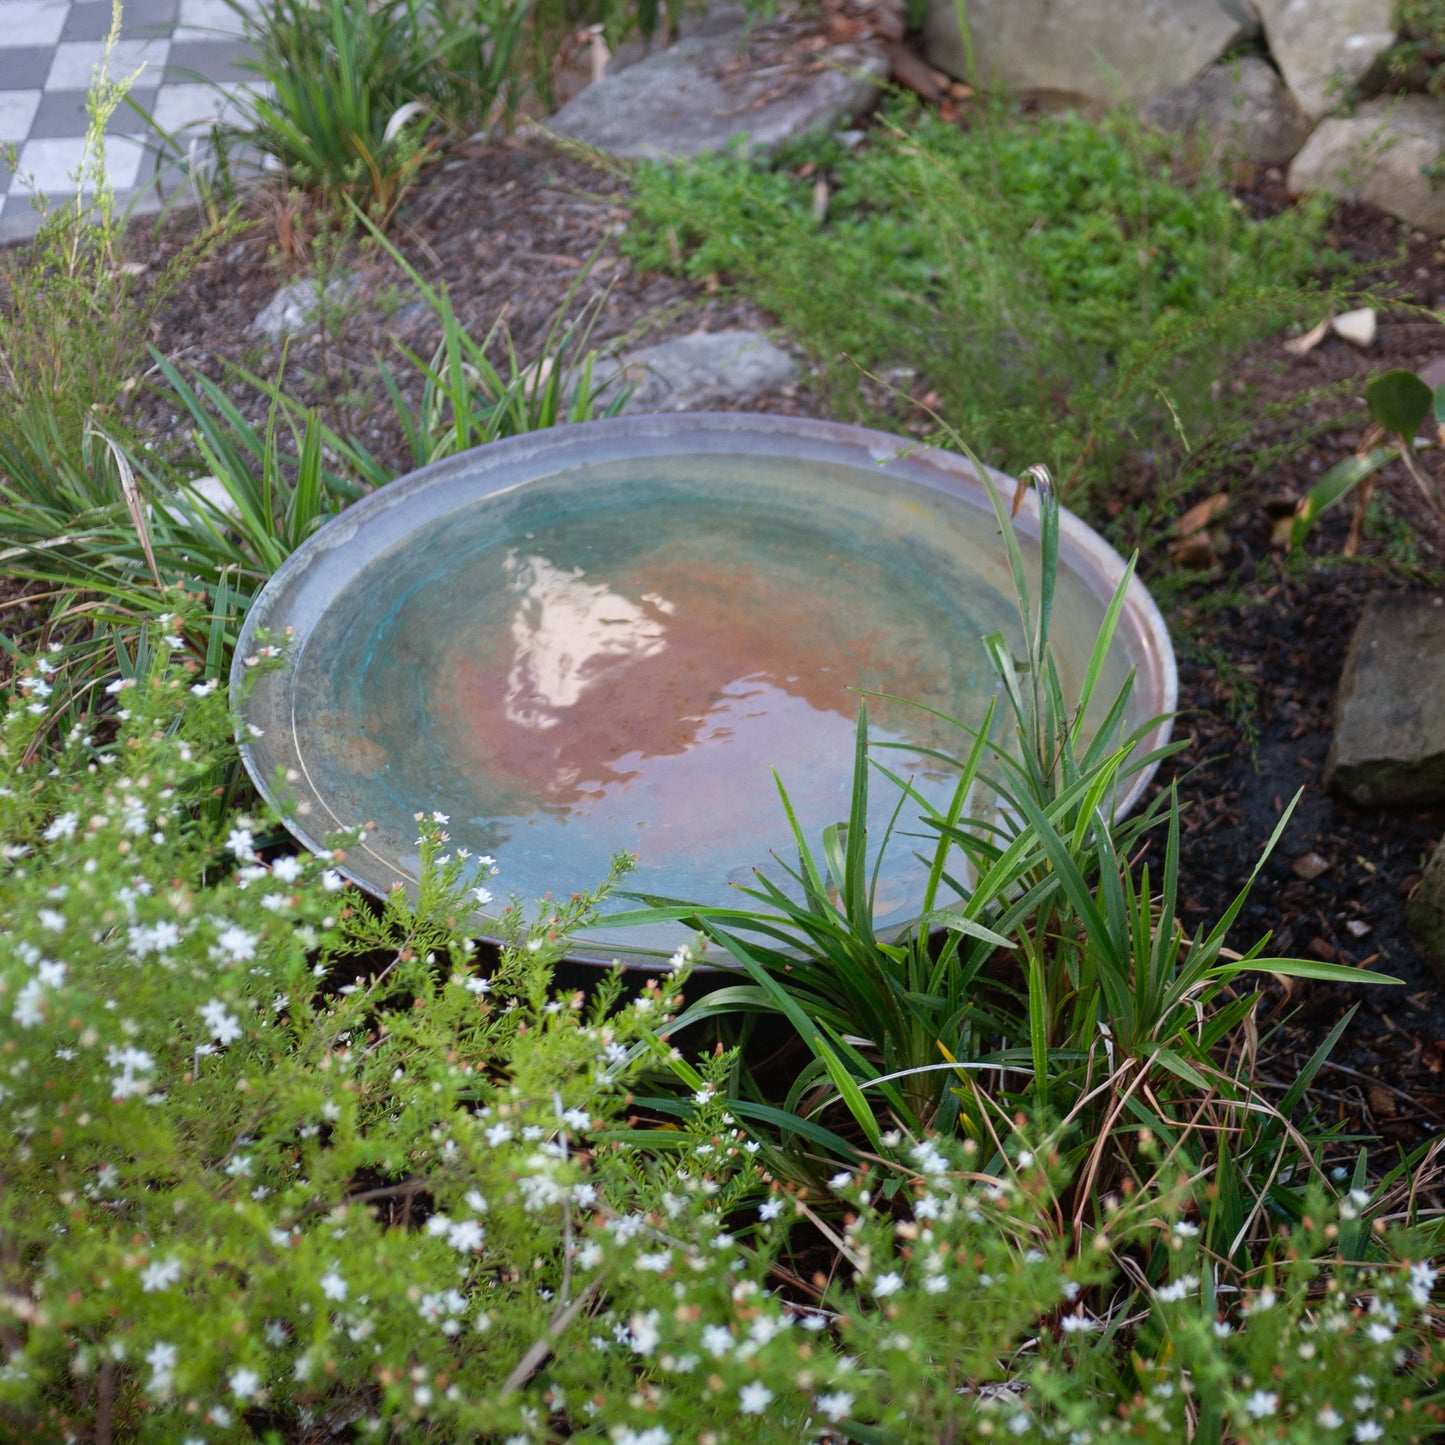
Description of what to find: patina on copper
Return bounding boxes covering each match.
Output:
[236,414,1176,967]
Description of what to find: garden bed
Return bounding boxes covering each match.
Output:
[106,135,1445,1160]
[5,23,1445,1435]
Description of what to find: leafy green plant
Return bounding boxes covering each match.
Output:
[1293,367,1445,552]
[622,103,1334,503]
[612,464,1399,1265]
[217,0,528,221]
[2,630,1440,1442]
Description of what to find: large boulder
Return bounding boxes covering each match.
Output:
[1138,55,1313,163]
[546,25,886,160]
[1407,837,1445,981]
[1254,0,1395,120]
[1325,591,1445,808]
[920,0,1247,110]
[1288,96,1445,234]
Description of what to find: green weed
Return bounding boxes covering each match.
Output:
[623,103,1336,506]
[0,4,233,471]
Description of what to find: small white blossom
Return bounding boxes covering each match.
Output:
[1154,1275,1198,1304]
[43,812,78,842]
[229,1367,261,1399]
[199,999,243,1045]
[146,1341,177,1396]
[702,1324,733,1358]
[1243,1391,1278,1420]
[1408,1260,1437,1307]
[629,1310,661,1356]
[446,1219,485,1253]
[213,925,258,965]
[140,1257,183,1293]
[738,1382,774,1415]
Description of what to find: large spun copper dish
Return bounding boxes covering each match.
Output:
[235,414,1176,965]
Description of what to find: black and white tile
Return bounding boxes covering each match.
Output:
[0,0,261,238]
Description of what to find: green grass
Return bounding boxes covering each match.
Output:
[623,102,1337,507]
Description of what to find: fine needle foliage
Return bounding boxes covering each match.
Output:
[0,2,235,472]
[1,614,1441,1443]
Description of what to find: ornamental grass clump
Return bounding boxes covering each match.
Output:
[612,465,1405,1270]
[1,205,626,746]
[0,611,1442,1441]
[216,0,530,222]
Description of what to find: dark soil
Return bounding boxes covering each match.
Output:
[1143,192,1445,1163]
[7,64,1445,1166]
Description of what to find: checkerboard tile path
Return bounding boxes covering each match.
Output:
[0,0,261,239]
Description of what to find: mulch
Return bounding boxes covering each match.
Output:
[5,59,1445,1167]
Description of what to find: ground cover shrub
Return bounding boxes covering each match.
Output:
[621,103,1335,505]
[1,619,1441,1442]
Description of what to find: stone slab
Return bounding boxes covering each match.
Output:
[1288,96,1445,234]
[1138,55,1313,164]
[1325,591,1445,808]
[546,29,886,160]
[1406,836,1445,981]
[1255,0,1395,120]
[590,328,799,413]
[920,0,1246,110]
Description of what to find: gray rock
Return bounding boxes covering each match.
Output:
[1287,96,1445,234]
[546,29,886,160]
[920,0,1246,110]
[1325,591,1445,807]
[1406,836,1445,980]
[590,329,800,412]
[251,274,360,341]
[1254,0,1395,120]
[1218,0,1263,38]
[1139,55,1313,163]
